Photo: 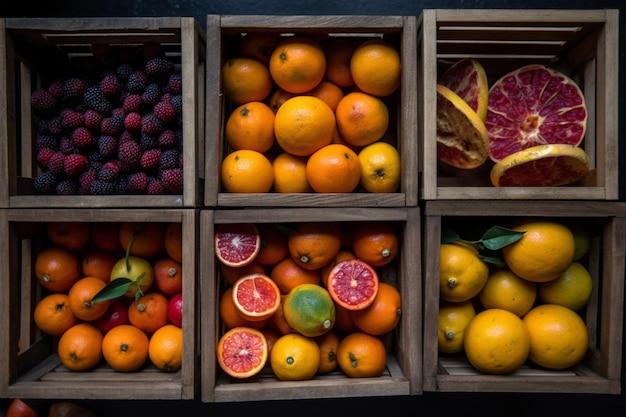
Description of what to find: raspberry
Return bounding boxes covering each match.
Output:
[33,171,59,194]
[118,140,142,173]
[126,70,148,93]
[98,160,121,182]
[60,109,85,130]
[99,72,122,97]
[167,73,183,95]
[71,127,94,148]
[47,79,64,99]
[153,101,176,123]
[64,154,88,177]
[79,167,98,192]
[47,151,66,175]
[145,56,174,79]
[141,113,163,136]
[141,83,161,107]
[160,168,183,194]
[36,148,56,169]
[119,130,137,145]
[100,115,125,136]
[46,116,63,136]
[55,178,78,195]
[124,112,142,132]
[122,94,143,114]
[146,177,165,195]
[97,135,118,158]
[90,179,117,195]
[31,88,58,114]
[159,149,180,170]
[128,172,149,193]
[84,86,112,114]
[158,129,178,148]
[140,148,163,171]
[84,110,104,129]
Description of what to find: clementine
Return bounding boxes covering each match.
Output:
[306,144,361,193]
[222,57,273,104]
[336,331,387,377]
[35,246,81,292]
[149,324,183,372]
[33,293,77,336]
[335,91,389,147]
[269,36,326,93]
[128,292,169,335]
[221,149,274,193]
[102,324,150,372]
[68,277,111,322]
[57,323,104,371]
[225,101,276,153]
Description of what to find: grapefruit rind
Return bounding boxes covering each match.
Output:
[439,58,489,122]
[216,326,268,379]
[327,259,379,311]
[232,273,282,321]
[486,64,587,163]
[490,143,590,187]
[215,223,261,267]
[436,84,489,170]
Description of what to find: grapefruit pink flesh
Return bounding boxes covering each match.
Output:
[217,327,267,378]
[232,273,281,321]
[215,223,260,267]
[439,58,489,121]
[328,259,379,311]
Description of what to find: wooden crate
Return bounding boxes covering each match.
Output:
[0,18,206,208]
[205,15,418,208]
[200,207,422,402]
[422,200,625,393]
[417,9,619,200]
[0,208,198,400]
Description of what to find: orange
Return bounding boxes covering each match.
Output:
[33,293,78,336]
[479,268,537,317]
[270,333,321,380]
[222,57,273,104]
[501,220,575,283]
[216,326,267,378]
[102,324,150,372]
[336,331,387,378]
[304,80,344,112]
[119,222,165,259]
[256,223,289,266]
[464,308,530,374]
[351,221,399,267]
[266,295,295,335]
[274,95,336,157]
[262,327,280,355]
[335,92,389,147]
[537,261,593,311]
[349,38,401,97]
[351,282,401,336]
[271,152,313,193]
[438,300,476,354]
[231,273,281,322]
[316,330,340,374]
[154,256,183,295]
[68,277,111,322]
[219,287,267,330]
[334,303,358,332]
[164,222,183,263]
[320,249,357,287]
[128,292,169,335]
[239,31,280,65]
[5,398,39,417]
[305,144,360,193]
[270,256,321,294]
[269,36,326,94]
[225,101,276,153]
[35,246,81,292]
[57,323,104,371]
[47,221,91,252]
[92,222,121,252]
[287,222,342,270]
[221,149,274,193]
[358,141,401,193]
[220,261,266,286]
[81,249,117,283]
[282,283,335,337]
[439,242,489,302]
[324,38,358,88]
[149,324,183,372]
[267,88,297,113]
[522,304,588,370]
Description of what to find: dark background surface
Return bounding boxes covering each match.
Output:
[1,0,625,416]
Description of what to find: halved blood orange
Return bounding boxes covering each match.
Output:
[216,326,268,379]
[439,58,489,121]
[487,64,587,162]
[215,223,261,267]
[490,143,590,187]
[436,84,489,169]
[232,273,281,321]
[327,259,379,311]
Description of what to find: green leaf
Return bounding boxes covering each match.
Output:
[480,226,525,250]
[478,254,507,268]
[441,227,462,244]
[92,278,132,303]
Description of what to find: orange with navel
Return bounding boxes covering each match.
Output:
[128,292,169,335]
[35,246,81,292]
[269,36,326,94]
[225,101,276,153]
[287,222,343,270]
[102,324,150,372]
[222,57,273,104]
[68,276,111,322]
[335,91,389,147]
[305,144,361,193]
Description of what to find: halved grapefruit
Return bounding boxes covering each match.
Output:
[232,273,281,321]
[216,326,268,378]
[327,259,379,311]
[436,84,489,169]
[215,223,261,267]
[486,64,587,162]
[439,58,489,121]
[490,143,590,187]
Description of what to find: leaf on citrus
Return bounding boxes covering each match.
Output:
[216,326,268,379]
[215,223,261,267]
[327,259,379,311]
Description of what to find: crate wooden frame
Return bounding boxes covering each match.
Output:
[417,9,619,200]
[422,200,625,393]
[0,17,206,208]
[0,208,199,400]
[200,207,422,402]
[205,15,418,208]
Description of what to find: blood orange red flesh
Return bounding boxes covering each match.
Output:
[215,223,261,267]
[439,58,489,121]
[490,143,590,187]
[327,259,379,311]
[216,326,268,379]
[232,273,281,321]
[486,64,587,162]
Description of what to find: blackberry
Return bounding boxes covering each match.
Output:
[59,135,78,155]
[153,101,176,123]
[161,168,183,194]
[84,86,113,114]
[100,115,125,136]
[118,140,142,173]
[141,113,164,136]
[119,130,137,144]
[99,72,122,98]
[167,73,183,95]
[31,88,58,114]
[141,83,161,107]
[116,63,135,80]
[36,134,59,152]
[55,178,78,195]
[47,151,66,175]
[33,171,59,194]
[159,149,180,170]
[145,56,174,79]
[90,179,117,195]
[78,167,98,192]
[98,160,121,182]
[117,175,132,194]
[139,133,159,151]
[46,116,64,136]
[170,94,183,115]
[126,70,148,93]
[146,176,165,195]
[36,148,56,169]
[47,78,65,99]
[97,135,118,158]
[62,77,87,102]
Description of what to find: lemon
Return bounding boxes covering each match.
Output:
[438,300,476,354]
[357,141,401,193]
[270,333,320,380]
[110,256,153,298]
[439,242,489,302]
[538,262,593,311]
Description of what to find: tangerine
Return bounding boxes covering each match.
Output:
[351,221,399,267]
[222,57,273,104]
[128,292,169,335]
[68,277,111,322]
[154,256,183,295]
[102,324,150,372]
[47,221,91,252]
[33,293,78,336]
[305,144,361,193]
[221,149,274,193]
[350,39,401,97]
[287,222,342,271]
[269,36,326,94]
[225,101,276,153]
[57,323,103,371]
[351,282,401,336]
[35,246,81,292]
[270,256,321,294]
[335,92,389,147]
[149,324,183,372]
[336,331,387,378]
[81,249,117,283]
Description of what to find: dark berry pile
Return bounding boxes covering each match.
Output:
[31,42,184,195]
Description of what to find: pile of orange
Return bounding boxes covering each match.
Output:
[215,221,402,380]
[33,221,184,373]
[220,33,402,195]
[438,219,593,374]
